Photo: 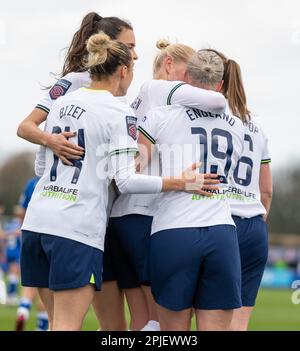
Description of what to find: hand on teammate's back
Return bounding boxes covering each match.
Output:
[45,131,85,166]
[181,162,220,196]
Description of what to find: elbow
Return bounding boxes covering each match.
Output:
[261,190,273,201]
[17,122,25,139]
[115,177,129,194]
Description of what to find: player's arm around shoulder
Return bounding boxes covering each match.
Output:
[17,72,88,162]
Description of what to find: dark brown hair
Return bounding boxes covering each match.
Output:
[201,49,251,122]
[62,12,133,77]
[85,32,132,80]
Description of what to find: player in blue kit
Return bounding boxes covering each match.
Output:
[3,206,22,306]
[0,200,7,305]
[15,177,49,331]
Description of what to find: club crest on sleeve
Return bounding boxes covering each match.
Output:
[49,79,72,100]
[126,116,137,140]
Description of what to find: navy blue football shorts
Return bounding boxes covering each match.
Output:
[21,230,103,291]
[109,214,152,289]
[102,224,117,282]
[232,215,268,307]
[149,225,242,311]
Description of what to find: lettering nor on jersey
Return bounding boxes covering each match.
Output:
[110,79,227,218]
[227,118,271,218]
[138,104,245,234]
[22,88,138,250]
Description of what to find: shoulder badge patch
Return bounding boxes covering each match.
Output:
[49,79,72,100]
[126,116,137,140]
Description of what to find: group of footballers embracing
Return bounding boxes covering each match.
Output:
[16,11,273,331]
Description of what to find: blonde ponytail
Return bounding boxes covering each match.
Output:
[200,49,251,122]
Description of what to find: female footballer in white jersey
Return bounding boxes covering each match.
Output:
[20,32,219,331]
[17,20,226,330]
[17,12,138,331]
[109,40,227,331]
[205,50,273,330]
[138,50,246,331]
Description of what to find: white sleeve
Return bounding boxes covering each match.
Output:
[110,153,162,194]
[131,80,226,120]
[35,72,87,114]
[108,108,139,157]
[35,146,46,177]
[130,82,151,120]
[169,82,226,113]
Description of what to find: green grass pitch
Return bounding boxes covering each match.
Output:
[0,289,299,331]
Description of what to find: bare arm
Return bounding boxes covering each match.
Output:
[259,163,273,220]
[17,108,84,165]
[17,108,49,146]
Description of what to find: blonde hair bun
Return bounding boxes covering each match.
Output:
[86,31,112,65]
[156,39,171,50]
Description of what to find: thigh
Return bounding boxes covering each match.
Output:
[230,306,253,331]
[196,309,234,331]
[157,304,192,331]
[150,228,204,312]
[195,225,242,310]
[53,285,95,331]
[20,230,49,288]
[92,281,127,331]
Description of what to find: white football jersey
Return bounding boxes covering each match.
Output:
[22,88,138,250]
[36,71,91,113]
[110,79,227,217]
[138,103,245,234]
[35,71,124,220]
[228,118,271,218]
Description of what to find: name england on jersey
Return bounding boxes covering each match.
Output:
[186,108,236,126]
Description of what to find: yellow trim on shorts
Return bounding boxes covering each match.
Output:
[90,274,95,285]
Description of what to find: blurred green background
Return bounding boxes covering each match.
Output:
[0,289,299,331]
